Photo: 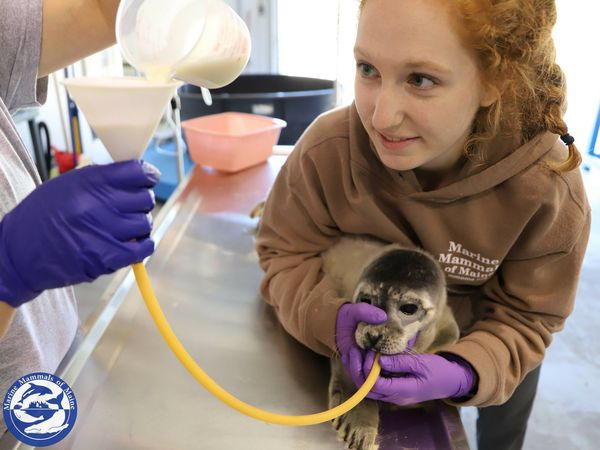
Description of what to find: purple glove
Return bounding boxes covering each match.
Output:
[360,352,477,405]
[335,303,387,385]
[0,160,160,307]
[344,332,419,389]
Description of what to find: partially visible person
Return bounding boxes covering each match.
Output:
[0,0,157,436]
[256,0,590,449]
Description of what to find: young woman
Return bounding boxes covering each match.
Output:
[256,0,591,448]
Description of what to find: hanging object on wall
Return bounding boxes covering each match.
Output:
[63,67,81,166]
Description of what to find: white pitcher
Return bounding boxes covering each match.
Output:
[116,0,251,88]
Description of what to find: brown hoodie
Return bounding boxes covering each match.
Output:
[255,103,591,407]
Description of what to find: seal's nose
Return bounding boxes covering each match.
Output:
[365,332,382,349]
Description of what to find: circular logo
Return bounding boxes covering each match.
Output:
[3,372,77,447]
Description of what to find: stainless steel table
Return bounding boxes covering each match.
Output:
[1,155,469,450]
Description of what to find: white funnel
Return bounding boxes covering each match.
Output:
[61,77,181,161]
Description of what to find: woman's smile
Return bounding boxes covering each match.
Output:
[377,132,421,151]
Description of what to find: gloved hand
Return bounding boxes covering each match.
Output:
[360,351,477,405]
[0,160,160,308]
[343,331,419,389]
[335,302,387,387]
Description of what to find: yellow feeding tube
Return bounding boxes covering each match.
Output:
[132,262,381,426]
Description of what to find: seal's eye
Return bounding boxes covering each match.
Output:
[400,303,419,315]
[358,296,372,305]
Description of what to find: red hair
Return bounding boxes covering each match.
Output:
[359,0,581,172]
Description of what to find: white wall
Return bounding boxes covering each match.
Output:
[554,0,599,154]
[224,0,277,73]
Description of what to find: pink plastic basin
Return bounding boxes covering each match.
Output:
[181,112,287,173]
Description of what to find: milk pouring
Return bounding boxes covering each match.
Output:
[116,0,251,87]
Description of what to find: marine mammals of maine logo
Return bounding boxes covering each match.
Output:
[438,241,500,282]
[3,372,77,446]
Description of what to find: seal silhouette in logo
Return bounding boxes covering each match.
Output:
[3,372,77,447]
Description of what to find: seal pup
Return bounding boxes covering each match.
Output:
[323,236,459,450]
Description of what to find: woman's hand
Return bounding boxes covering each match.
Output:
[335,302,387,387]
[360,351,477,405]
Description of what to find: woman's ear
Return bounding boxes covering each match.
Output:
[479,83,499,108]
